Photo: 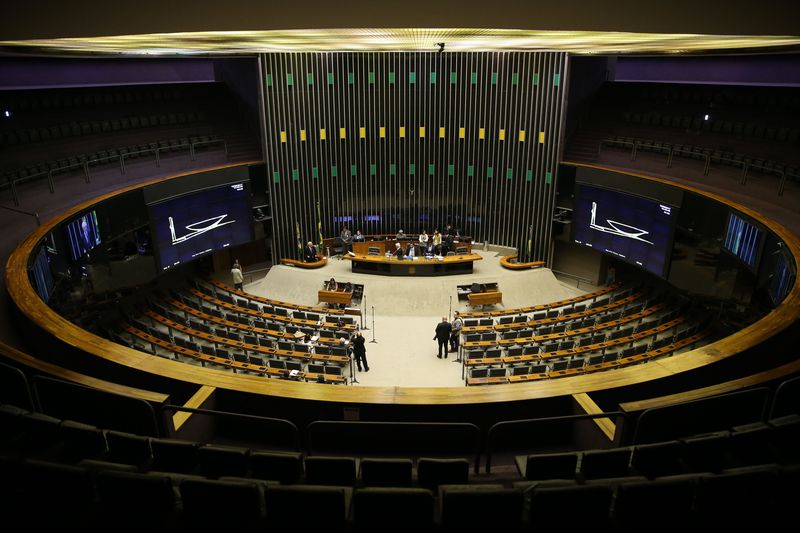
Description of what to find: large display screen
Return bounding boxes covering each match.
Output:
[148,182,253,272]
[723,212,763,271]
[65,210,101,261]
[573,184,677,277]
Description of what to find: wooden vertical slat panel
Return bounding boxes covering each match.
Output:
[261,52,566,261]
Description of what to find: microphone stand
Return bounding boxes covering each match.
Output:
[360,295,368,330]
[349,346,359,385]
[369,306,377,343]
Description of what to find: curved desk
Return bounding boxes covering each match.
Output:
[344,253,482,276]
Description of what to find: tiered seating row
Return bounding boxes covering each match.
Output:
[459,282,623,318]
[2,398,797,531]
[122,324,348,385]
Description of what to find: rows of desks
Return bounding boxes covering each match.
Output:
[145,310,350,365]
[462,297,660,349]
[189,287,357,332]
[460,317,686,379]
[467,332,708,386]
[459,283,621,318]
[208,279,344,315]
[125,325,346,384]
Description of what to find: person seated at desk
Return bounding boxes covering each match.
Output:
[343,281,353,293]
[423,241,435,256]
[392,242,404,259]
[471,282,483,294]
[353,230,364,242]
[442,232,454,255]
[326,277,338,291]
[303,241,318,262]
[405,242,417,258]
[419,229,429,246]
[396,229,407,240]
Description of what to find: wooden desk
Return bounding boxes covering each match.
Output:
[345,253,482,276]
[468,291,503,307]
[353,240,473,256]
[318,289,353,306]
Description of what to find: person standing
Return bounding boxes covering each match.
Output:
[433,317,452,359]
[351,331,369,372]
[450,311,463,353]
[231,260,244,291]
[303,241,318,263]
[340,226,352,254]
[432,229,442,255]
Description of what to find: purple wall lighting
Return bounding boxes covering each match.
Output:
[0,58,216,90]
[614,54,800,87]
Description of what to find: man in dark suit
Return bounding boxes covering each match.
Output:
[405,242,417,258]
[351,331,369,372]
[392,242,404,259]
[303,241,318,262]
[433,317,452,359]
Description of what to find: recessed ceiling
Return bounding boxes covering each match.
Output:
[2,28,800,55]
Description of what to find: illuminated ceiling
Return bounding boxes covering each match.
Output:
[2,28,800,55]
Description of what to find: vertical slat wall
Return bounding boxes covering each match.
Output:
[261,52,567,263]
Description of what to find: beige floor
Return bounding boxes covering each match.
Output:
[240,250,585,388]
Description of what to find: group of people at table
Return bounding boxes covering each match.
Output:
[303,225,462,262]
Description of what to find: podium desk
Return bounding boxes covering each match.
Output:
[345,253,482,276]
[318,289,353,306]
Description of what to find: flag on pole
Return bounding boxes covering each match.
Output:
[316,202,324,251]
[296,221,302,258]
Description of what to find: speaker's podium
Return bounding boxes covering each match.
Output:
[468,291,503,308]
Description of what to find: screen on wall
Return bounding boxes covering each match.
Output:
[573,184,677,277]
[65,210,101,261]
[148,181,253,272]
[722,212,764,271]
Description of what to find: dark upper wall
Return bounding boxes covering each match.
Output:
[614,55,800,87]
[0,57,215,90]
[5,0,800,40]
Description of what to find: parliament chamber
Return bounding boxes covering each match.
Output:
[1,3,800,530]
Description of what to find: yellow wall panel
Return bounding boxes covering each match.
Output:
[479,128,485,140]
[359,126,366,139]
[280,131,287,143]
[320,128,326,140]
[539,131,545,143]
[419,126,426,138]
[499,129,506,141]
[459,127,465,139]
[519,130,526,142]
[300,129,307,141]
[399,126,406,138]
[379,126,386,138]
[439,127,445,138]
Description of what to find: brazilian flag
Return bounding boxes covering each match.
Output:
[316,202,324,251]
[296,221,302,259]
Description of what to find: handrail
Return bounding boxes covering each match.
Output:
[0,204,40,226]
[485,411,628,472]
[160,404,301,450]
[7,137,228,205]
[551,269,593,288]
[601,137,799,195]
[306,420,483,473]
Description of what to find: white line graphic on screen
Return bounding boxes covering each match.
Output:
[169,215,236,245]
[589,202,653,244]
